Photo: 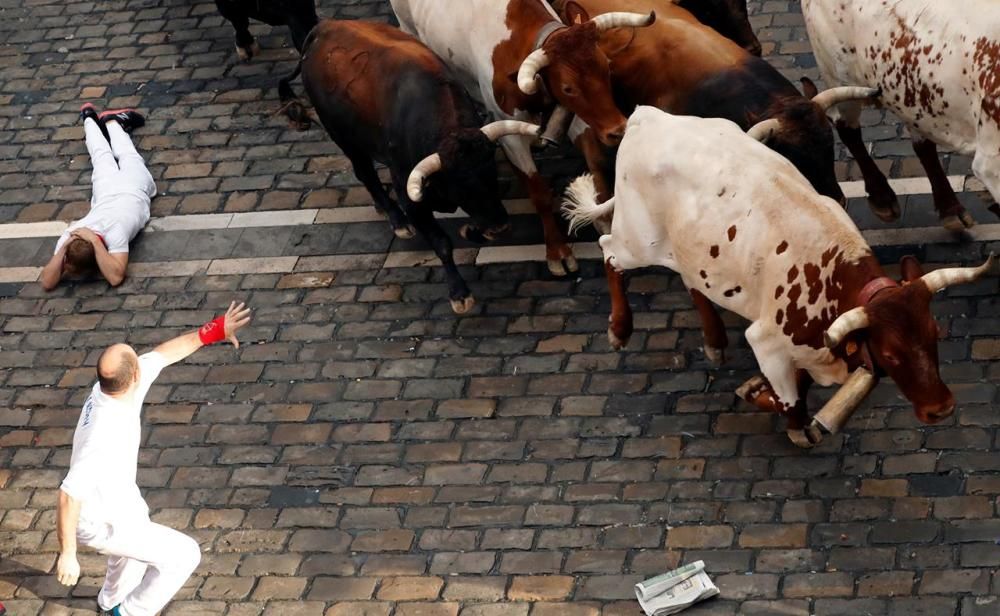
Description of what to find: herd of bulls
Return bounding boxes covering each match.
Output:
[214,0,1000,447]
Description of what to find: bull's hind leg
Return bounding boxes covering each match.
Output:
[342,149,415,239]
[605,261,633,350]
[834,101,900,221]
[214,0,260,61]
[913,138,975,230]
[499,135,577,276]
[972,112,1000,221]
[689,289,727,364]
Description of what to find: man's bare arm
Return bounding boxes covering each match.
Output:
[40,245,68,291]
[56,490,82,586]
[153,301,252,366]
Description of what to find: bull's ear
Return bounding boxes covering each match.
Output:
[800,77,819,99]
[564,1,590,25]
[900,255,925,282]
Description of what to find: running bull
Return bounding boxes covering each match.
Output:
[552,0,878,350]
[391,0,656,276]
[282,19,540,313]
[564,106,994,447]
[803,0,1000,229]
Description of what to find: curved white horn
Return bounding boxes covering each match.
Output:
[480,120,541,142]
[823,306,870,349]
[812,86,880,112]
[920,253,995,294]
[747,118,781,142]
[517,48,550,95]
[591,11,656,31]
[406,153,443,202]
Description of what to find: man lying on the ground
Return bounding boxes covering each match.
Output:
[41,104,155,291]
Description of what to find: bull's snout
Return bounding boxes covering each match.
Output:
[601,123,626,146]
[916,395,956,424]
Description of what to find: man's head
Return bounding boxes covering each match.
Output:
[64,238,97,277]
[97,343,140,395]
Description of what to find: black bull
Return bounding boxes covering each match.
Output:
[280,19,538,314]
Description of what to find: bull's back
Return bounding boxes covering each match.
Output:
[804,0,985,149]
[301,20,454,158]
[390,0,518,105]
[612,108,867,315]
[561,0,746,111]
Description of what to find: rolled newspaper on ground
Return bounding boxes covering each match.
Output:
[635,560,720,615]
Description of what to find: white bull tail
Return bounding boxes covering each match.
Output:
[562,174,615,235]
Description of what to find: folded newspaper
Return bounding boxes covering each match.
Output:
[635,560,720,616]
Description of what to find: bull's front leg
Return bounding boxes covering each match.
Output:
[399,199,475,314]
[739,322,817,448]
[834,102,900,221]
[498,136,578,276]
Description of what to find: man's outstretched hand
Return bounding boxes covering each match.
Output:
[223,301,252,348]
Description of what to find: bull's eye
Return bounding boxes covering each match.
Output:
[561,85,577,97]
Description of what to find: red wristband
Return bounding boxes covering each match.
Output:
[198,315,227,345]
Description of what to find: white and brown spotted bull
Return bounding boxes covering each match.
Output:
[391,0,656,276]
[563,106,994,447]
[803,0,1000,229]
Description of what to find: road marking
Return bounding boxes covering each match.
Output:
[0,175,975,240]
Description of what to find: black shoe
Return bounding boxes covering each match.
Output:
[80,103,110,142]
[99,109,145,133]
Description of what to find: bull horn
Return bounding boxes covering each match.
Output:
[747,118,781,142]
[823,306,869,349]
[806,367,877,441]
[517,48,550,95]
[406,153,443,202]
[480,120,541,142]
[591,11,656,31]
[920,252,995,294]
[812,86,881,112]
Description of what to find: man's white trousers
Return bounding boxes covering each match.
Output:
[78,517,201,616]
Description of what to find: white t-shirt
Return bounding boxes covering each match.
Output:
[61,351,168,525]
[54,194,152,255]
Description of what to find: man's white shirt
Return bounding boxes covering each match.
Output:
[61,352,168,525]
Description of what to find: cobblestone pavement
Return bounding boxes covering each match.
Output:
[1,1,1000,615]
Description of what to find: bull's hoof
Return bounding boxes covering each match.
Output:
[394,224,417,240]
[450,296,475,314]
[988,202,1000,220]
[941,210,976,231]
[283,101,312,131]
[735,375,767,403]
[235,40,260,62]
[704,345,725,365]
[547,255,578,277]
[868,197,901,222]
[787,427,818,449]
[608,326,629,350]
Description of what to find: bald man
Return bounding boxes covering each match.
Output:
[55,302,251,616]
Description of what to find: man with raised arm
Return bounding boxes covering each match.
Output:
[55,302,252,616]
[41,104,155,290]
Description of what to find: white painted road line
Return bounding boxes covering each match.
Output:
[0,175,975,240]
[0,219,996,285]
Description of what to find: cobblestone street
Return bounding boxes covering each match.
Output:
[1,0,999,615]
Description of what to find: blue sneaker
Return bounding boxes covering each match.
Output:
[100,605,122,616]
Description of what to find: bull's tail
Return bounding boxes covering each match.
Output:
[277,23,319,130]
[562,174,615,235]
[278,55,304,104]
